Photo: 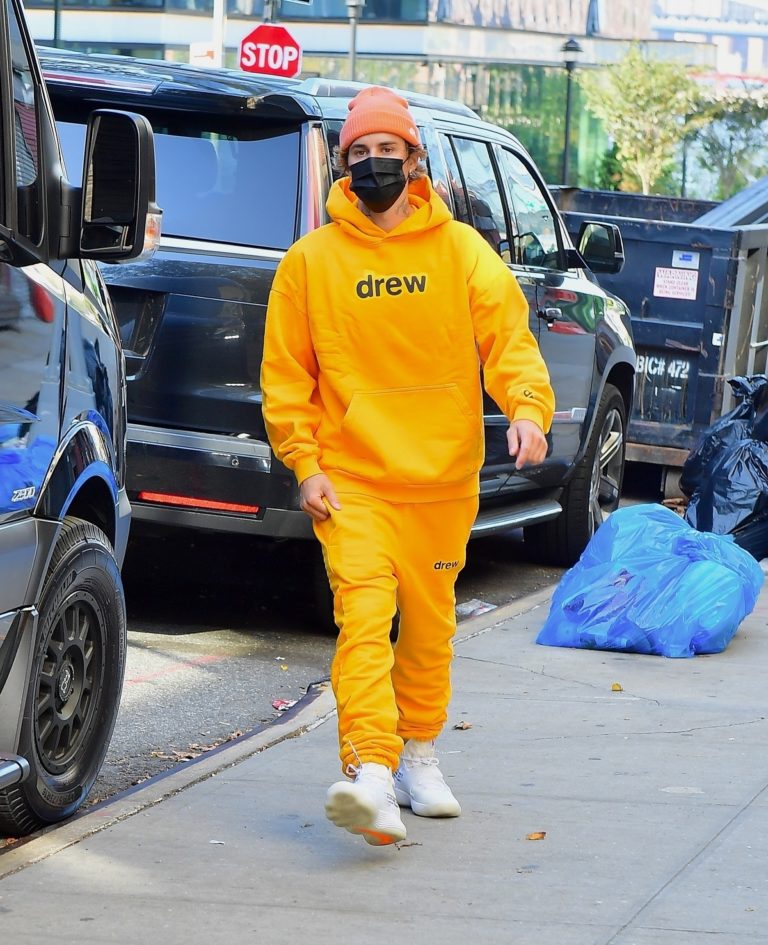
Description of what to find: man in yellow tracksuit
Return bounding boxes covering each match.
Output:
[261,86,555,846]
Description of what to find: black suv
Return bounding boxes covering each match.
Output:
[41,49,635,572]
[0,9,157,836]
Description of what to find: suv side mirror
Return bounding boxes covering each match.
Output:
[577,221,625,274]
[80,110,161,261]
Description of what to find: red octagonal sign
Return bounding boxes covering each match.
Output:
[239,24,302,79]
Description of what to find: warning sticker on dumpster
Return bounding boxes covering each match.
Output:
[653,267,698,300]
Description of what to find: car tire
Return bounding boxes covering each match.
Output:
[524,383,626,567]
[0,517,126,837]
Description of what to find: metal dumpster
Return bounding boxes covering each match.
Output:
[555,196,768,486]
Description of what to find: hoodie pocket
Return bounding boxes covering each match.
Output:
[339,384,483,486]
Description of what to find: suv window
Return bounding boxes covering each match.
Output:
[437,133,471,225]
[57,117,301,251]
[449,136,507,256]
[495,147,560,270]
[8,0,42,242]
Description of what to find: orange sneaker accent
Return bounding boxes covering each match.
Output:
[355,827,399,846]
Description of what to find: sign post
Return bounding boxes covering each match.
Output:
[239,24,302,79]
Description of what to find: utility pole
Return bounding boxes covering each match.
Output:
[211,0,226,66]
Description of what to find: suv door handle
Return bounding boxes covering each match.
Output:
[537,307,563,326]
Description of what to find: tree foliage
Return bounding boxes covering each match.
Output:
[694,89,768,200]
[579,45,701,194]
[595,142,624,191]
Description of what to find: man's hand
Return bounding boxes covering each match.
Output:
[507,419,548,469]
[299,473,342,522]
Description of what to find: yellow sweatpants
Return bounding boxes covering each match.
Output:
[313,492,479,774]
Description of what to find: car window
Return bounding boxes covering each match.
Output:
[57,118,301,252]
[437,133,470,225]
[8,0,42,243]
[450,136,508,257]
[495,147,560,270]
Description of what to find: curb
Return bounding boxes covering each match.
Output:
[0,683,336,880]
[0,585,554,878]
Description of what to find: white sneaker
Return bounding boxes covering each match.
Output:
[325,762,407,846]
[394,740,461,817]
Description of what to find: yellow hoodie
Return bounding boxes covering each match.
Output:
[261,176,555,503]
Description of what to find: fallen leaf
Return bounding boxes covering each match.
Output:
[526,831,547,841]
[280,664,289,671]
[611,682,623,692]
[453,720,473,730]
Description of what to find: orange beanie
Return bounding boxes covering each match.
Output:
[339,86,422,151]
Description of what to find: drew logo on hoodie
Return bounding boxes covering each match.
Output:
[356,273,428,299]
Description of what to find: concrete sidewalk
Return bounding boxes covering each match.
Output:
[1,585,767,945]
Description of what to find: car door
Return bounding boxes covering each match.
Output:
[0,2,65,613]
[494,144,600,485]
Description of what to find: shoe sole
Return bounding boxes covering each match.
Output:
[394,785,461,818]
[326,783,406,845]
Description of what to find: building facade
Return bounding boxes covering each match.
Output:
[654,0,768,77]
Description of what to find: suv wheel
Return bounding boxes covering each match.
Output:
[0,517,126,837]
[525,383,626,567]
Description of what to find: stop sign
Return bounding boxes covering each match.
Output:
[239,24,302,79]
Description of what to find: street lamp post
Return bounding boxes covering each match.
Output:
[347,0,365,81]
[561,37,583,186]
[52,0,61,47]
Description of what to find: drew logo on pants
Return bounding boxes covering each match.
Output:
[433,560,459,571]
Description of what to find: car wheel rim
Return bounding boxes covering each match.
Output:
[588,406,625,535]
[35,591,105,775]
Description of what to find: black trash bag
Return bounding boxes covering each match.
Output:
[680,375,768,498]
[684,437,768,559]
[732,516,768,559]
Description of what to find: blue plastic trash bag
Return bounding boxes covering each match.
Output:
[536,504,764,658]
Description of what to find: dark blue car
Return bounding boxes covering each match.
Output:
[0,4,157,836]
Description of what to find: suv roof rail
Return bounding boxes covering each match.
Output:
[297,77,477,119]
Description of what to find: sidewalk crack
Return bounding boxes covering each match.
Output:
[602,778,768,944]
[456,653,662,703]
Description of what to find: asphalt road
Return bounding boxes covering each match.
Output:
[87,522,566,805]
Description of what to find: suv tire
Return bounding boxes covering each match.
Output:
[0,517,126,837]
[524,383,626,567]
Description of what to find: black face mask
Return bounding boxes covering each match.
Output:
[349,157,407,213]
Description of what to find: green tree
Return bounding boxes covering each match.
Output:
[595,142,624,191]
[579,45,702,194]
[694,89,768,200]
